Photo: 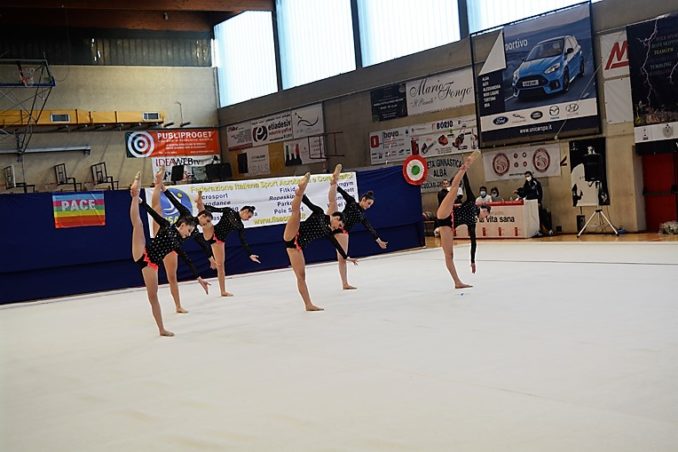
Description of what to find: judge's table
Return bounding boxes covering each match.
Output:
[453,199,540,239]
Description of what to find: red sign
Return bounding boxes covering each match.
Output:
[126,128,220,158]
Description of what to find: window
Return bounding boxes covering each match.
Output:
[468,0,597,33]
[213,12,278,107]
[357,0,460,66]
[276,0,356,89]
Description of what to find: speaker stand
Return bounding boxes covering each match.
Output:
[577,208,618,237]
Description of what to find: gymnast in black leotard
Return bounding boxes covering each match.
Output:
[328,177,387,290]
[283,166,357,311]
[194,194,261,297]
[435,151,483,289]
[453,173,491,274]
[129,172,209,337]
[150,170,215,313]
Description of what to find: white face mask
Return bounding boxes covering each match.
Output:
[491,192,498,198]
[526,176,532,182]
[480,191,487,197]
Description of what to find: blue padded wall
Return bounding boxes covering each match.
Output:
[0,166,423,304]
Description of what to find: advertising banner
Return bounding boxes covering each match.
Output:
[482,143,561,181]
[369,127,411,164]
[126,129,219,158]
[406,68,475,115]
[226,121,252,151]
[143,172,358,232]
[152,155,222,183]
[627,15,678,152]
[600,30,629,79]
[251,112,293,146]
[473,3,599,145]
[53,193,106,228]
[569,137,609,207]
[371,84,408,121]
[409,115,479,157]
[292,104,324,139]
[283,137,326,166]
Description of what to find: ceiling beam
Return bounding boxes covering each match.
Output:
[0,9,222,32]
[0,0,273,13]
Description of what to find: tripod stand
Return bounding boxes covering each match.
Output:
[577,208,618,237]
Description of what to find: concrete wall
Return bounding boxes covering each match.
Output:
[217,0,676,232]
[0,65,217,190]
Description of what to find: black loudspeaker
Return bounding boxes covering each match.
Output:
[206,163,232,182]
[170,165,184,182]
[583,152,602,182]
[237,154,248,174]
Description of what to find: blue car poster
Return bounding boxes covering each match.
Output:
[472,2,599,145]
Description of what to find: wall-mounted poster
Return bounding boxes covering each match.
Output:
[405,68,475,116]
[369,127,411,164]
[627,14,678,154]
[471,2,599,146]
[483,143,561,181]
[371,84,408,122]
[569,137,609,207]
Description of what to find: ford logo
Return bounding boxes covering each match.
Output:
[493,116,509,125]
[530,111,543,120]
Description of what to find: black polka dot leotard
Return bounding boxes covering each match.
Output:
[454,174,480,264]
[284,195,349,259]
[163,188,213,259]
[203,205,254,255]
[335,186,382,241]
[135,198,199,277]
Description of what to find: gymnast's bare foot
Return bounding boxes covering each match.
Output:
[221,291,234,297]
[305,304,324,311]
[130,171,141,197]
[331,164,342,185]
[342,284,357,290]
[455,283,473,289]
[154,166,165,186]
[160,329,175,337]
[295,172,311,196]
[176,307,188,314]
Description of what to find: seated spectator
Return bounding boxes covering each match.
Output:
[475,185,493,204]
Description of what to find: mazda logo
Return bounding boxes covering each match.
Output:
[549,106,560,116]
[566,103,579,113]
[493,116,509,125]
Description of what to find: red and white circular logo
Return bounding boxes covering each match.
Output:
[492,153,510,176]
[533,147,551,172]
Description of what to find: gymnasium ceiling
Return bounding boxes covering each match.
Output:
[0,0,274,32]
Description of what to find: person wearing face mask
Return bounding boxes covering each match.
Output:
[516,171,553,236]
[490,187,503,202]
[475,185,493,204]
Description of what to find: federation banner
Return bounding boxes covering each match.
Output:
[53,193,106,228]
[143,172,358,233]
[482,143,561,181]
[126,129,219,158]
[421,155,465,193]
[472,3,599,145]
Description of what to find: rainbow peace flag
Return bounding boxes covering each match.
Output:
[53,193,106,228]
